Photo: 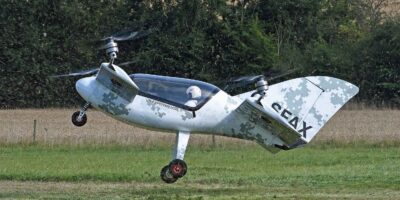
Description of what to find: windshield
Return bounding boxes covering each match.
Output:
[130,74,220,111]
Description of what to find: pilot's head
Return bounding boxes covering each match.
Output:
[186,86,201,99]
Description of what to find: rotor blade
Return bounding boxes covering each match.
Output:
[222,75,263,90]
[227,68,298,84]
[112,31,139,41]
[101,30,151,42]
[116,30,151,41]
[266,68,299,82]
[50,68,99,78]
[229,75,264,84]
[117,60,137,67]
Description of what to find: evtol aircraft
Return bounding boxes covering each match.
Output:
[53,30,359,183]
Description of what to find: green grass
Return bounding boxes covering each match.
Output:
[0,144,399,199]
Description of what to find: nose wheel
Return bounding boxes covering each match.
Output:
[72,103,90,127]
[72,111,87,126]
[160,159,187,183]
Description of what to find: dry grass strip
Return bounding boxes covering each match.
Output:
[0,109,399,146]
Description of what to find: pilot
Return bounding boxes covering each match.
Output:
[185,86,201,107]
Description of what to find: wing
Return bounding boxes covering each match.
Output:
[233,76,359,153]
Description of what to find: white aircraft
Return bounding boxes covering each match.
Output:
[54,30,359,183]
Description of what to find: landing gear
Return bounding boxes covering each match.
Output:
[72,103,90,127]
[160,130,190,183]
[160,159,187,184]
[72,111,87,126]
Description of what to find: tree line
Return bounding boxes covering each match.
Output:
[0,0,399,108]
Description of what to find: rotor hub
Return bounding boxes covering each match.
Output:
[101,39,119,61]
[255,78,268,96]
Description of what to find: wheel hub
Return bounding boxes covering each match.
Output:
[172,164,182,174]
[76,116,82,122]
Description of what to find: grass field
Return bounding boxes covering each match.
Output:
[0,109,399,199]
[0,145,400,199]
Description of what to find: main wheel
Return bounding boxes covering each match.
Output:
[169,159,187,178]
[160,165,178,184]
[72,111,87,127]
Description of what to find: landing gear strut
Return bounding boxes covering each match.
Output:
[160,159,187,184]
[72,103,90,127]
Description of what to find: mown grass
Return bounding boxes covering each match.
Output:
[0,144,399,199]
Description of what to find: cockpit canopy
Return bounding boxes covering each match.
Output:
[130,74,220,111]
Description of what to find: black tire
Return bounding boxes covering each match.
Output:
[71,111,87,127]
[169,159,187,178]
[160,165,177,184]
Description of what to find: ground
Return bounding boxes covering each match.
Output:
[0,109,399,199]
[0,145,399,199]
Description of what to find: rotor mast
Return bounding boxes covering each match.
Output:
[100,38,119,65]
[252,76,269,104]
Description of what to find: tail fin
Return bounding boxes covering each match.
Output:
[236,76,358,147]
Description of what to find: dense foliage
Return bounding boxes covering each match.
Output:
[1,0,399,108]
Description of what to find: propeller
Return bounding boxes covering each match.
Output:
[221,68,299,93]
[51,28,148,78]
[97,29,151,62]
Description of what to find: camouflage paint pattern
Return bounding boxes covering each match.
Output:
[98,92,130,115]
[76,71,358,154]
